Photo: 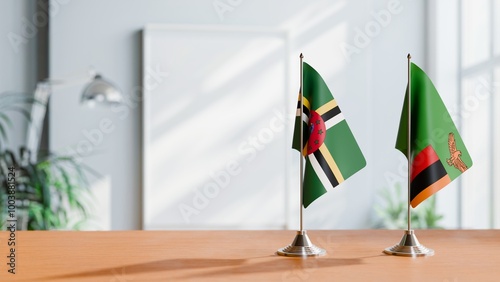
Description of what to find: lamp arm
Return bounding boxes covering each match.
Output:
[25,82,50,162]
[44,68,97,90]
[25,68,96,161]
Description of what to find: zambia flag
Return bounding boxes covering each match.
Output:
[396,63,473,208]
[292,62,366,208]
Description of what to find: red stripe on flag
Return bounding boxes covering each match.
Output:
[411,145,440,181]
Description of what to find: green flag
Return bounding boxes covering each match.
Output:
[396,62,473,207]
[292,62,366,208]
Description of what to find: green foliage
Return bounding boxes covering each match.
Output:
[0,148,95,230]
[373,182,444,229]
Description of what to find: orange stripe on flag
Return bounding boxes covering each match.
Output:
[411,145,440,181]
[410,174,451,208]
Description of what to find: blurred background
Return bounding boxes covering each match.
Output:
[0,0,498,230]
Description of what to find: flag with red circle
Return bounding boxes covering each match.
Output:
[292,62,366,208]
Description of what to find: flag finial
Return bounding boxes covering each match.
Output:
[407,53,411,60]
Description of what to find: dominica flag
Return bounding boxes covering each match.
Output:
[292,62,366,208]
[396,62,473,208]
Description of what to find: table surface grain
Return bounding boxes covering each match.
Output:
[0,229,499,281]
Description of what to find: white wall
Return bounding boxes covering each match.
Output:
[49,0,426,230]
[0,0,37,149]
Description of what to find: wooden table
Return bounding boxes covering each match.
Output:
[0,230,499,281]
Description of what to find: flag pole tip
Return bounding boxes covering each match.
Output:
[407,53,411,59]
[300,53,303,59]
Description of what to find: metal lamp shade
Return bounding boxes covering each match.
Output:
[81,74,122,106]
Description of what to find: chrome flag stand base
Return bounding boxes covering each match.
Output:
[277,230,326,257]
[383,230,434,257]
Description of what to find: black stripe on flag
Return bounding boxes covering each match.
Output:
[321,106,341,123]
[296,100,310,117]
[301,121,309,150]
[410,160,448,201]
[313,150,339,188]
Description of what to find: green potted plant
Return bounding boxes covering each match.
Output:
[0,92,94,230]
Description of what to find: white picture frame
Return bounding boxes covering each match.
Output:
[142,24,292,230]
